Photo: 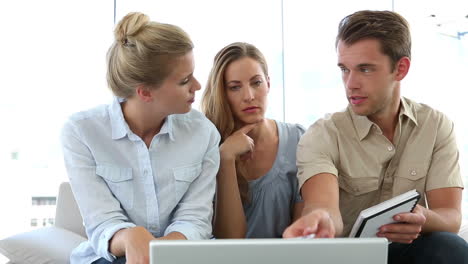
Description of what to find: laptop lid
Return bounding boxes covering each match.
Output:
[150,238,388,264]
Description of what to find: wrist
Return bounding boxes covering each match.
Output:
[220,145,236,161]
[110,228,132,257]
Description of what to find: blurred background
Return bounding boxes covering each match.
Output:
[0,0,466,246]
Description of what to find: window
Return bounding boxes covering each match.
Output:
[395,0,468,219]
[117,0,285,119]
[0,0,114,238]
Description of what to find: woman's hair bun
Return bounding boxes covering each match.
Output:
[114,12,150,46]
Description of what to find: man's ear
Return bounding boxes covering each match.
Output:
[395,57,410,81]
[135,84,153,103]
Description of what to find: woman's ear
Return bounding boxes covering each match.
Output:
[267,76,271,93]
[395,57,411,81]
[135,85,153,103]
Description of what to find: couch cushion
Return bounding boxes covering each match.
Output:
[0,226,86,264]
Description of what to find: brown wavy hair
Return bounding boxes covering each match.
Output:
[201,42,268,203]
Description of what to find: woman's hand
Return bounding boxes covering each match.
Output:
[111,226,156,264]
[220,123,257,161]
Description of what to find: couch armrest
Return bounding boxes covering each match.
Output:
[55,182,87,238]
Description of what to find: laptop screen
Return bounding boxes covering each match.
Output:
[150,238,388,264]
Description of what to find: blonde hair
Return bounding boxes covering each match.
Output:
[107,12,193,98]
[201,42,268,203]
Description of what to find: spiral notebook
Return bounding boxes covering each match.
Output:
[349,189,421,238]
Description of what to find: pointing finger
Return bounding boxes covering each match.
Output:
[238,123,258,134]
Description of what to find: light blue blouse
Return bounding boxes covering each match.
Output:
[61,98,220,263]
[243,121,305,238]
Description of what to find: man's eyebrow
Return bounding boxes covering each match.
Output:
[356,63,376,68]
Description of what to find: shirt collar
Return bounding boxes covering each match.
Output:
[400,97,418,126]
[159,115,175,142]
[349,97,418,141]
[109,97,128,140]
[349,106,374,141]
[109,97,175,141]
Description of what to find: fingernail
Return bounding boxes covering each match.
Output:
[395,216,400,221]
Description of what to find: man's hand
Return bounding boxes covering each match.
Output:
[377,204,426,244]
[283,209,336,238]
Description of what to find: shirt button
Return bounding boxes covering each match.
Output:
[387,146,394,151]
[411,170,417,176]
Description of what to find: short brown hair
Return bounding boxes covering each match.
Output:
[336,10,411,71]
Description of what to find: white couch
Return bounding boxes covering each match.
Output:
[0,182,86,264]
[1,182,467,264]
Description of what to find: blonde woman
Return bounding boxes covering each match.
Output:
[201,42,304,238]
[61,12,220,264]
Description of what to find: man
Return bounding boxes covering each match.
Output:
[283,10,468,263]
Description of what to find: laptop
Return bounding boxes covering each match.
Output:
[150,238,388,264]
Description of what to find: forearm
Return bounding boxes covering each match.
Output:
[109,227,137,257]
[422,207,462,233]
[301,173,343,237]
[422,187,463,233]
[213,157,247,238]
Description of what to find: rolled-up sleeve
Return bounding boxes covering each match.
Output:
[61,120,135,261]
[164,124,220,240]
[297,119,339,188]
[426,113,464,191]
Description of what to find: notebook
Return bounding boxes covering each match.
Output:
[150,237,388,264]
[349,189,421,238]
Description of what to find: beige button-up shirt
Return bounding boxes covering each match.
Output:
[297,97,463,236]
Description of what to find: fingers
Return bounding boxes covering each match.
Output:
[380,223,422,234]
[394,206,426,225]
[221,127,256,160]
[283,215,320,238]
[239,136,255,160]
[377,229,420,244]
[315,216,335,238]
[283,210,335,239]
[282,218,307,238]
[378,222,421,244]
[239,152,253,161]
[313,211,335,238]
[377,231,420,244]
[238,123,258,134]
